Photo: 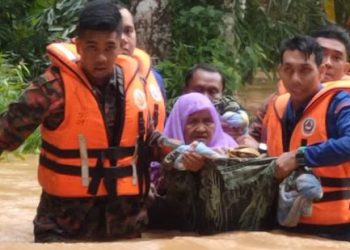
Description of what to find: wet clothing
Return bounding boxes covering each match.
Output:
[264,82,350,240]
[266,87,350,167]
[0,66,119,152]
[34,191,147,242]
[0,51,151,241]
[149,153,278,233]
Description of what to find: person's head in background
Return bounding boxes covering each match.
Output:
[113,1,136,55]
[184,63,225,102]
[311,24,350,82]
[164,93,237,148]
[278,35,325,109]
[75,0,122,85]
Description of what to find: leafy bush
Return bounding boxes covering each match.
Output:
[159,0,330,109]
[158,3,243,106]
[0,54,40,154]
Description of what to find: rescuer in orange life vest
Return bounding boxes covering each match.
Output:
[264,35,350,241]
[0,0,160,242]
[116,1,166,132]
[250,24,350,143]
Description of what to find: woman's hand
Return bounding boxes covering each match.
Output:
[182,151,205,172]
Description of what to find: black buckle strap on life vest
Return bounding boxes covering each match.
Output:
[152,104,159,129]
[39,154,133,196]
[42,139,134,159]
[136,112,145,197]
[88,154,105,195]
[320,177,350,187]
[316,190,350,203]
[135,111,151,198]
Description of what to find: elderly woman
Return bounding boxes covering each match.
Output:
[148,93,238,230]
[162,92,237,171]
[165,93,237,146]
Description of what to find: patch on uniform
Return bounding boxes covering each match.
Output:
[148,83,162,102]
[133,89,147,110]
[302,118,316,136]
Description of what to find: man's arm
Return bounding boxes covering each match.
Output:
[304,91,350,167]
[249,93,276,142]
[0,67,64,153]
[274,91,350,179]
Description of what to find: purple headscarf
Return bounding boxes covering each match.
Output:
[164,93,238,148]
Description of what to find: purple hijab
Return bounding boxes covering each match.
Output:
[164,93,238,148]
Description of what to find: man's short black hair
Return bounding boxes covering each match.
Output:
[112,0,129,10]
[279,35,323,66]
[76,0,122,36]
[184,63,226,91]
[310,24,350,60]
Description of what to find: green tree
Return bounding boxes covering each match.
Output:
[159,0,329,106]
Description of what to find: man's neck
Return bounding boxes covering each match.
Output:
[290,86,321,112]
[82,67,114,89]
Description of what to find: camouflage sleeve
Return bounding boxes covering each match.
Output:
[0,66,64,152]
[249,93,275,142]
[213,95,245,115]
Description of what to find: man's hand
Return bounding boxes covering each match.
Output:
[182,151,205,172]
[235,134,259,148]
[275,150,298,180]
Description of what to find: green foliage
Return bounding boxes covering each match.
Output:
[158,3,243,104]
[0,0,55,77]
[0,54,40,153]
[159,0,329,108]
[0,54,28,111]
[335,0,350,26]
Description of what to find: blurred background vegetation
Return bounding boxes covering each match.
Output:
[0,0,349,153]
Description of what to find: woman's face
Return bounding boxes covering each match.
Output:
[184,109,215,145]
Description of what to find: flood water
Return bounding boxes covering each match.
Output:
[1,81,350,249]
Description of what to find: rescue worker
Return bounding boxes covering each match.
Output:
[264,35,350,241]
[250,24,350,143]
[116,2,166,131]
[0,0,153,242]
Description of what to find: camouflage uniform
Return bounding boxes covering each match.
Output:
[0,66,148,242]
[249,93,276,142]
[212,95,243,115]
[149,151,278,234]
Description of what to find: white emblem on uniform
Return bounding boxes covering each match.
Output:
[302,117,316,136]
[133,89,147,110]
[149,83,162,102]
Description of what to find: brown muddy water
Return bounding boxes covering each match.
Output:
[1,81,350,249]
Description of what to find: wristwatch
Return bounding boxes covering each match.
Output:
[258,143,268,154]
[295,147,306,168]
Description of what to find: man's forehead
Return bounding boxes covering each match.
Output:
[194,69,221,81]
[316,37,347,55]
[282,50,316,65]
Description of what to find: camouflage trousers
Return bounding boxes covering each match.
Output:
[33,191,148,242]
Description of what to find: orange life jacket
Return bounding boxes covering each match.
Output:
[258,80,287,143]
[39,42,149,198]
[264,81,350,226]
[132,48,166,132]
